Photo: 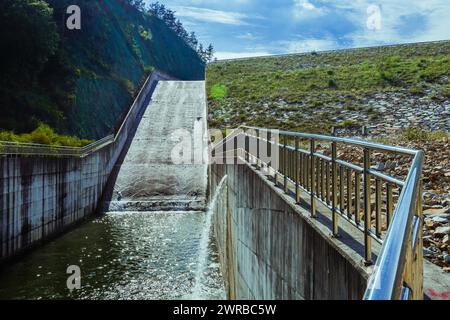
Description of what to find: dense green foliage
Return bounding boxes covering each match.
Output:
[0,124,92,146]
[0,0,205,144]
[0,0,76,135]
[210,84,228,100]
[0,0,59,78]
[207,41,450,133]
[146,2,215,62]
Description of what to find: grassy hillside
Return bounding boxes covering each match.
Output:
[0,0,205,141]
[207,41,450,271]
[206,41,449,134]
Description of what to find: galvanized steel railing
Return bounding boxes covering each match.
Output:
[0,135,114,157]
[213,126,424,300]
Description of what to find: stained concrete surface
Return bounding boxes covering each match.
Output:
[210,162,369,300]
[0,72,171,261]
[105,81,208,211]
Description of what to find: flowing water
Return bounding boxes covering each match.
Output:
[0,211,226,300]
[0,81,224,300]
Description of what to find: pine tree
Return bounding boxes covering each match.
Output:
[188,32,198,50]
[206,44,215,62]
[147,2,213,63]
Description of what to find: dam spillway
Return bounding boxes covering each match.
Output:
[0,74,437,300]
[0,80,226,300]
[105,81,208,212]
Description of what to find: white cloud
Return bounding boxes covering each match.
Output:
[296,0,316,11]
[214,51,272,60]
[293,0,327,20]
[172,6,250,25]
[327,0,450,46]
[236,32,261,40]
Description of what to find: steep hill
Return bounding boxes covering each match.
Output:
[206,41,450,271]
[0,0,205,140]
[206,41,449,134]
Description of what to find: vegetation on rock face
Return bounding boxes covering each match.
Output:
[207,42,450,271]
[0,0,206,145]
[0,123,92,147]
[206,41,450,134]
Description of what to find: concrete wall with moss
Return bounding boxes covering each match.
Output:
[0,72,170,262]
[210,162,369,300]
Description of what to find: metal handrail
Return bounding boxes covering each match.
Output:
[0,71,167,158]
[213,126,424,300]
[364,151,423,300]
[241,126,418,156]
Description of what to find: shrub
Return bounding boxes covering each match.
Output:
[210,84,228,100]
[402,128,448,142]
[340,120,356,127]
[328,79,338,88]
[0,124,92,147]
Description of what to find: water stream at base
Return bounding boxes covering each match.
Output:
[0,211,226,300]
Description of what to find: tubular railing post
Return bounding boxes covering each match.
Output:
[274,133,278,186]
[375,178,382,236]
[267,130,272,172]
[386,183,393,227]
[295,137,300,203]
[256,129,261,170]
[325,161,330,205]
[300,153,305,188]
[301,153,306,188]
[316,157,320,197]
[245,129,250,163]
[321,160,325,201]
[339,164,345,213]
[363,148,373,265]
[355,172,361,225]
[310,139,316,217]
[306,154,310,191]
[223,134,227,165]
[410,180,424,300]
[234,135,238,165]
[284,135,289,194]
[347,168,352,219]
[331,142,338,235]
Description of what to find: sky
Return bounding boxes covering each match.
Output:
[144,0,450,60]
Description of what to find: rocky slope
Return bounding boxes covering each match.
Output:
[206,41,449,270]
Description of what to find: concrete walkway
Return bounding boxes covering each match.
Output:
[105,81,208,211]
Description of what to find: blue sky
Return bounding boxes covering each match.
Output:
[145,0,450,60]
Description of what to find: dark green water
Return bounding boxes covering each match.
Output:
[0,212,225,300]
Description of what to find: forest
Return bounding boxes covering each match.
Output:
[0,0,212,145]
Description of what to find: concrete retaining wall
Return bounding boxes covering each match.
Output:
[0,72,170,262]
[210,162,370,300]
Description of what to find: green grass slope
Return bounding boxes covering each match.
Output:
[206,41,449,133]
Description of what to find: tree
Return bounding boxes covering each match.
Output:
[197,43,205,61]
[0,0,59,79]
[163,9,177,29]
[188,32,198,50]
[206,44,215,63]
[133,0,146,12]
[147,2,213,63]
[126,0,145,11]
